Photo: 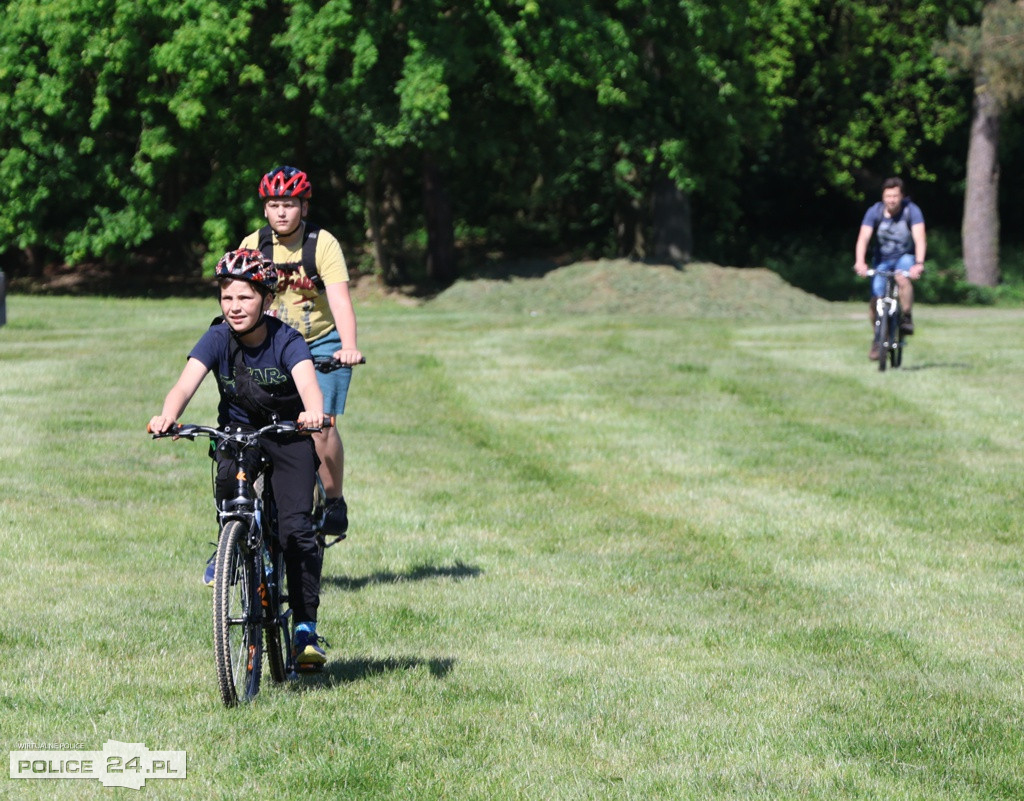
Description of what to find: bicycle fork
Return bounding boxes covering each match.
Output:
[874,296,897,346]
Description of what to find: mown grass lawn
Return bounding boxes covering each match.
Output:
[1,265,1023,800]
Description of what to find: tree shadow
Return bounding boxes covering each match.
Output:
[464,255,687,282]
[322,560,482,592]
[467,256,563,282]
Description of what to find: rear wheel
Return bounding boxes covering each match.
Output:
[265,544,292,683]
[213,521,263,706]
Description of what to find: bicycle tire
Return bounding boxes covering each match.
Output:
[212,520,263,706]
[891,304,904,368]
[265,543,292,683]
[877,312,888,373]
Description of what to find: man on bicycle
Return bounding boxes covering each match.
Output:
[853,177,926,360]
[148,249,330,668]
[238,166,363,539]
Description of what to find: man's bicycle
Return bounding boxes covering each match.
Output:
[150,420,330,706]
[868,269,904,372]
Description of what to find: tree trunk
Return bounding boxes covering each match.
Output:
[422,152,456,284]
[962,85,1001,287]
[365,158,404,285]
[651,176,692,265]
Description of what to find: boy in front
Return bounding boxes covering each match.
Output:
[149,249,329,667]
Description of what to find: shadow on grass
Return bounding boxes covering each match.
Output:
[322,560,482,591]
[898,362,972,371]
[286,657,456,690]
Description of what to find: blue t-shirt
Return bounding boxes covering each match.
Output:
[861,199,924,262]
[189,317,312,427]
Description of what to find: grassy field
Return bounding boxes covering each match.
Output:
[2,260,1023,799]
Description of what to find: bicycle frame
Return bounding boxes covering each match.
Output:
[868,269,904,372]
[213,435,268,549]
[151,421,315,703]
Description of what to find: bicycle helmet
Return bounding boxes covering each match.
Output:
[258,165,312,199]
[214,248,279,296]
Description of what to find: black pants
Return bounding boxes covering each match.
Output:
[215,435,322,625]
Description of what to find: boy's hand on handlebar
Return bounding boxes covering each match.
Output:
[297,410,324,431]
[297,411,335,432]
[148,415,176,435]
[332,347,364,366]
[853,261,869,277]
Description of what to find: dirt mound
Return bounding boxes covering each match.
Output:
[429,259,831,318]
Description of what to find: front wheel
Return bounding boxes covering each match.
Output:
[877,311,889,373]
[212,520,263,706]
[890,307,904,369]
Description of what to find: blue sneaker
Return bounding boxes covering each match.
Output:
[293,628,328,669]
[202,552,216,587]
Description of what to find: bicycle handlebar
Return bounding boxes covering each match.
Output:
[313,356,366,373]
[148,419,331,440]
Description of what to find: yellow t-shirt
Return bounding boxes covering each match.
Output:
[239,222,349,343]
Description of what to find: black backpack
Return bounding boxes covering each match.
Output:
[211,318,302,424]
[257,223,325,294]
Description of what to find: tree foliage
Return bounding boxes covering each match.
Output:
[0,0,1013,286]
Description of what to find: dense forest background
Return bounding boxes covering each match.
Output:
[1,0,1022,300]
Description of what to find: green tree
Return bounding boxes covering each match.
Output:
[0,0,1004,290]
[0,0,291,276]
[938,0,1024,286]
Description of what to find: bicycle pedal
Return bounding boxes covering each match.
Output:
[294,662,325,674]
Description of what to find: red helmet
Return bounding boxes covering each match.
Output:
[258,165,312,199]
[215,249,279,295]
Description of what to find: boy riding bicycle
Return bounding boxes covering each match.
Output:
[239,166,363,539]
[148,249,330,668]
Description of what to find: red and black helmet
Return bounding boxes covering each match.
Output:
[258,165,312,199]
[215,249,279,295]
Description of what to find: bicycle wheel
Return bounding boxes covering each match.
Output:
[212,520,263,706]
[892,307,909,370]
[311,475,327,532]
[877,311,888,373]
[264,543,293,683]
[891,324,903,368]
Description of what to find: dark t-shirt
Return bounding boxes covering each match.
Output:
[189,317,312,427]
[861,199,925,262]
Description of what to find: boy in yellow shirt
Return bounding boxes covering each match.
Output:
[239,166,363,537]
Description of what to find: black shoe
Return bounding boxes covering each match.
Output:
[322,497,348,538]
[900,312,914,335]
